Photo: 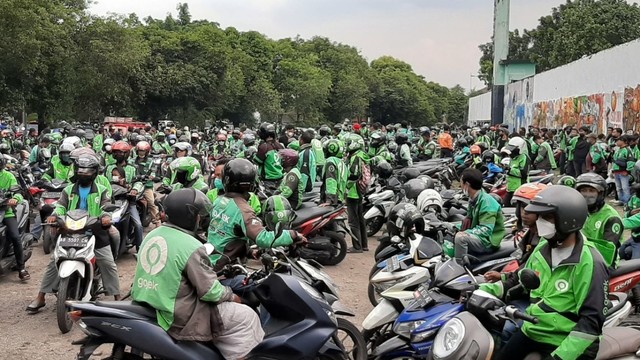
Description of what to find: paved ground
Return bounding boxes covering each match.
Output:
[0,226,376,359]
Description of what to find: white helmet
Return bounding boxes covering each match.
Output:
[417,189,443,214]
[172,141,192,156]
[506,136,527,155]
[62,136,82,149]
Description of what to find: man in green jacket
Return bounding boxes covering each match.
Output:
[488,186,608,360]
[297,130,317,193]
[255,123,284,192]
[320,139,346,206]
[612,135,636,205]
[0,156,28,280]
[207,159,305,272]
[534,133,557,172]
[345,134,369,253]
[454,168,505,259]
[43,143,75,182]
[505,137,530,207]
[133,188,264,359]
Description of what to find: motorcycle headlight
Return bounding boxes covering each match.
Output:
[393,320,425,338]
[411,328,437,343]
[65,217,87,231]
[433,318,465,358]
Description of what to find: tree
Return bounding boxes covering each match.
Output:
[447,85,468,125]
[478,0,640,85]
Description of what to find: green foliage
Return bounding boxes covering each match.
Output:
[478,0,640,85]
[0,2,466,128]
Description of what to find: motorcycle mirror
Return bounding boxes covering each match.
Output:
[102,204,119,212]
[519,269,540,291]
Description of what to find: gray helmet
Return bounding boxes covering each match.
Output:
[575,173,607,211]
[525,185,588,234]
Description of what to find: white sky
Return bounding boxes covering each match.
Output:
[88,0,638,91]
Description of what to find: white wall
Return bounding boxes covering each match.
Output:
[467,91,492,124]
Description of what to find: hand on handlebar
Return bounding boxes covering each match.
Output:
[47,215,57,224]
[294,232,308,246]
[483,271,501,283]
[7,199,17,207]
[101,215,112,227]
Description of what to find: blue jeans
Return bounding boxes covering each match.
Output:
[620,237,640,260]
[501,299,530,343]
[615,173,631,204]
[128,204,144,247]
[31,214,43,240]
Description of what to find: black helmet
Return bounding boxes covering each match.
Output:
[481,150,494,164]
[457,138,468,147]
[75,129,86,139]
[388,203,424,238]
[395,132,409,145]
[223,158,257,193]
[0,143,10,155]
[258,122,276,140]
[319,125,330,137]
[243,133,256,147]
[375,160,393,179]
[575,173,607,212]
[403,168,420,181]
[164,188,212,234]
[74,154,100,186]
[370,132,385,148]
[263,195,295,232]
[417,175,435,190]
[525,185,588,234]
[403,179,428,201]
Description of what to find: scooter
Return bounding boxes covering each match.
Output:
[292,204,352,266]
[364,189,401,237]
[110,184,137,259]
[69,273,351,359]
[49,209,103,334]
[34,179,68,254]
[0,194,35,275]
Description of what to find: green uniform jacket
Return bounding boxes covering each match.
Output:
[582,205,622,267]
[206,188,261,215]
[277,168,305,209]
[507,154,529,192]
[589,141,608,169]
[346,150,368,199]
[132,225,232,339]
[55,182,108,218]
[255,141,284,181]
[464,190,505,248]
[297,144,317,193]
[43,155,74,182]
[322,156,346,204]
[207,193,294,267]
[567,136,578,161]
[0,170,23,218]
[311,138,325,167]
[170,176,208,193]
[612,146,636,172]
[623,195,640,237]
[106,163,144,193]
[93,134,104,152]
[534,141,556,170]
[481,235,609,360]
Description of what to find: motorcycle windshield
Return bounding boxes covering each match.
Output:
[430,259,466,290]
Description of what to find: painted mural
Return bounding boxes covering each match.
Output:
[503,77,534,131]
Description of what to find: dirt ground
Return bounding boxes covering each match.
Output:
[0,228,376,359]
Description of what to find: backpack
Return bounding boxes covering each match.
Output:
[357,157,373,196]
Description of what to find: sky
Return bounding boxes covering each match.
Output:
[88,0,625,91]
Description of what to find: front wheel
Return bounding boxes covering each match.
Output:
[43,227,55,254]
[366,215,384,237]
[57,275,80,333]
[336,318,367,360]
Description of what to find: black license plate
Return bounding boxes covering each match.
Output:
[58,237,89,248]
[43,192,62,199]
[413,284,434,307]
[385,255,401,272]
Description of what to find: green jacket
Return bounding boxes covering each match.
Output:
[206,188,261,215]
[255,141,284,181]
[54,182,108,218]
[464,190,505,248]
[106,163,144,193]
[346,150,368,199]
[170,176,208,193]
[623,195,640,237]
[132,225,232,339]
[567,136,578,161]
[507,154,529,192]
[93,134,103,152]
[277,168,305,209]
[207,193,294,267]
[43,155,74,182]
[582,205,622,267]
[481,235,609,360]
[0,170,23,218]
[311,138,325,167]
[322,156,346,204]
[534,141,556,171]
[589,141,609,168]
[612,146,635,172]
[297,144,317,193]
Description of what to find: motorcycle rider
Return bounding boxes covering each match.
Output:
[107,141,145,249]
[131,188,264,360]
[586,133,608,178]
[534,132,557,172]
[320,139,346,206]
[207,158,261,215]
[575,173,623,267]
[28,135,51,170]
[152,132,171,155]
[504,136,530,206]
[43,143,75,182]
[207,158,305,271]
[167,156,209,193]
[276,149,304,210]
[486,186,609,360]
[27,154,121,313]
[454,168,505,259]
[133,141,160,225]
[395,132,413,167]
[0,156,29,280]
[345,134,369,253]
[255,123,284,191]
[417,129,439,160]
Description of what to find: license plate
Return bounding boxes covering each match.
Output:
[58,237,89,248]
[42,192,62,199]
[413,284,433,307]
[385,255,401,272]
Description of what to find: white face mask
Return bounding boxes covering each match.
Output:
[536,217,556,239]
[462,183,469,196]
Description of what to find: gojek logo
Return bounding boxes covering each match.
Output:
[140,236,168,276]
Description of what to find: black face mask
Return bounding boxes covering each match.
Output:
[77,175,93,187]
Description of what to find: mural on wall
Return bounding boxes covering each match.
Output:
[530,91,623,133]
[503,77,534,131]
[623,85,640,132]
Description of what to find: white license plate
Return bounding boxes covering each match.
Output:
[43,192,62,199]
[58,237,89,248]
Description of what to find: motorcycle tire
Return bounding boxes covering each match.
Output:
[141,209,152,228]
[336,318,367,360]
[317,231,347,266]
[367,264,384,306]
[362,324,394,354]
[43,227,54,255]
[57,275,78,334]
[366,215,385,237]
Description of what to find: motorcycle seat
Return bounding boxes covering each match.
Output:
[292,207,333,228]
[606,292,628,316]
[595,327,640,360]
[610,258,640,278]
[472,241,515,263]
[95,300,157,319]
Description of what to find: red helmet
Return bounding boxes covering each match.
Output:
[512,183,548,206]
[136,141,151,152]
[470,145,482,155]
[216,133,227,142]
[112,141,131,152]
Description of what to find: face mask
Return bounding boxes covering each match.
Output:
[536,217,556,240]
[583,194,598,206]
[462,184,469,196]
[112,176,120,183]
[78,176,92,187]
[214,178,224,190]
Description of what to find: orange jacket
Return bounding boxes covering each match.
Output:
[439,133,453,150]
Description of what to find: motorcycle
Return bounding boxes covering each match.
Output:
[0,192,35,275]
[364,188,401,237]
[110,184,140,259]
[48,209,104,334]
[34,179,69,254]
[292,203,351,266]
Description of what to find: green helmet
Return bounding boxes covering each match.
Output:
[49,132,63,145]
[346,134,364,152]
[556,175,576,188]
[287,140,300,151]
[263,195,295,232]
[324,139,344,158]
[170,156,201,185]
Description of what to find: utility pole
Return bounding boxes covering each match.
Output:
[491,0,510,125]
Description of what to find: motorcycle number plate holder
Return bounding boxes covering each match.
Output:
[43,191,62,199]
[59,236,89,248]
[413,284,434,307]
[385,255,401,272]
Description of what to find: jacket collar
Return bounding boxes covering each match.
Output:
[539,231,585,267]
[70,181,99,195]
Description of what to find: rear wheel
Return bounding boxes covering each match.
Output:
[57,275,80,333]
[336,318,366,360]
[43,228,54,254]
[366,215,384,237]
[319,231,347,266]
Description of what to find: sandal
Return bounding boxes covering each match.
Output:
[26,301,45,314]
[18,269,30,281]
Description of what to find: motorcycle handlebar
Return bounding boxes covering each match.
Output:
[506,305,539,324]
